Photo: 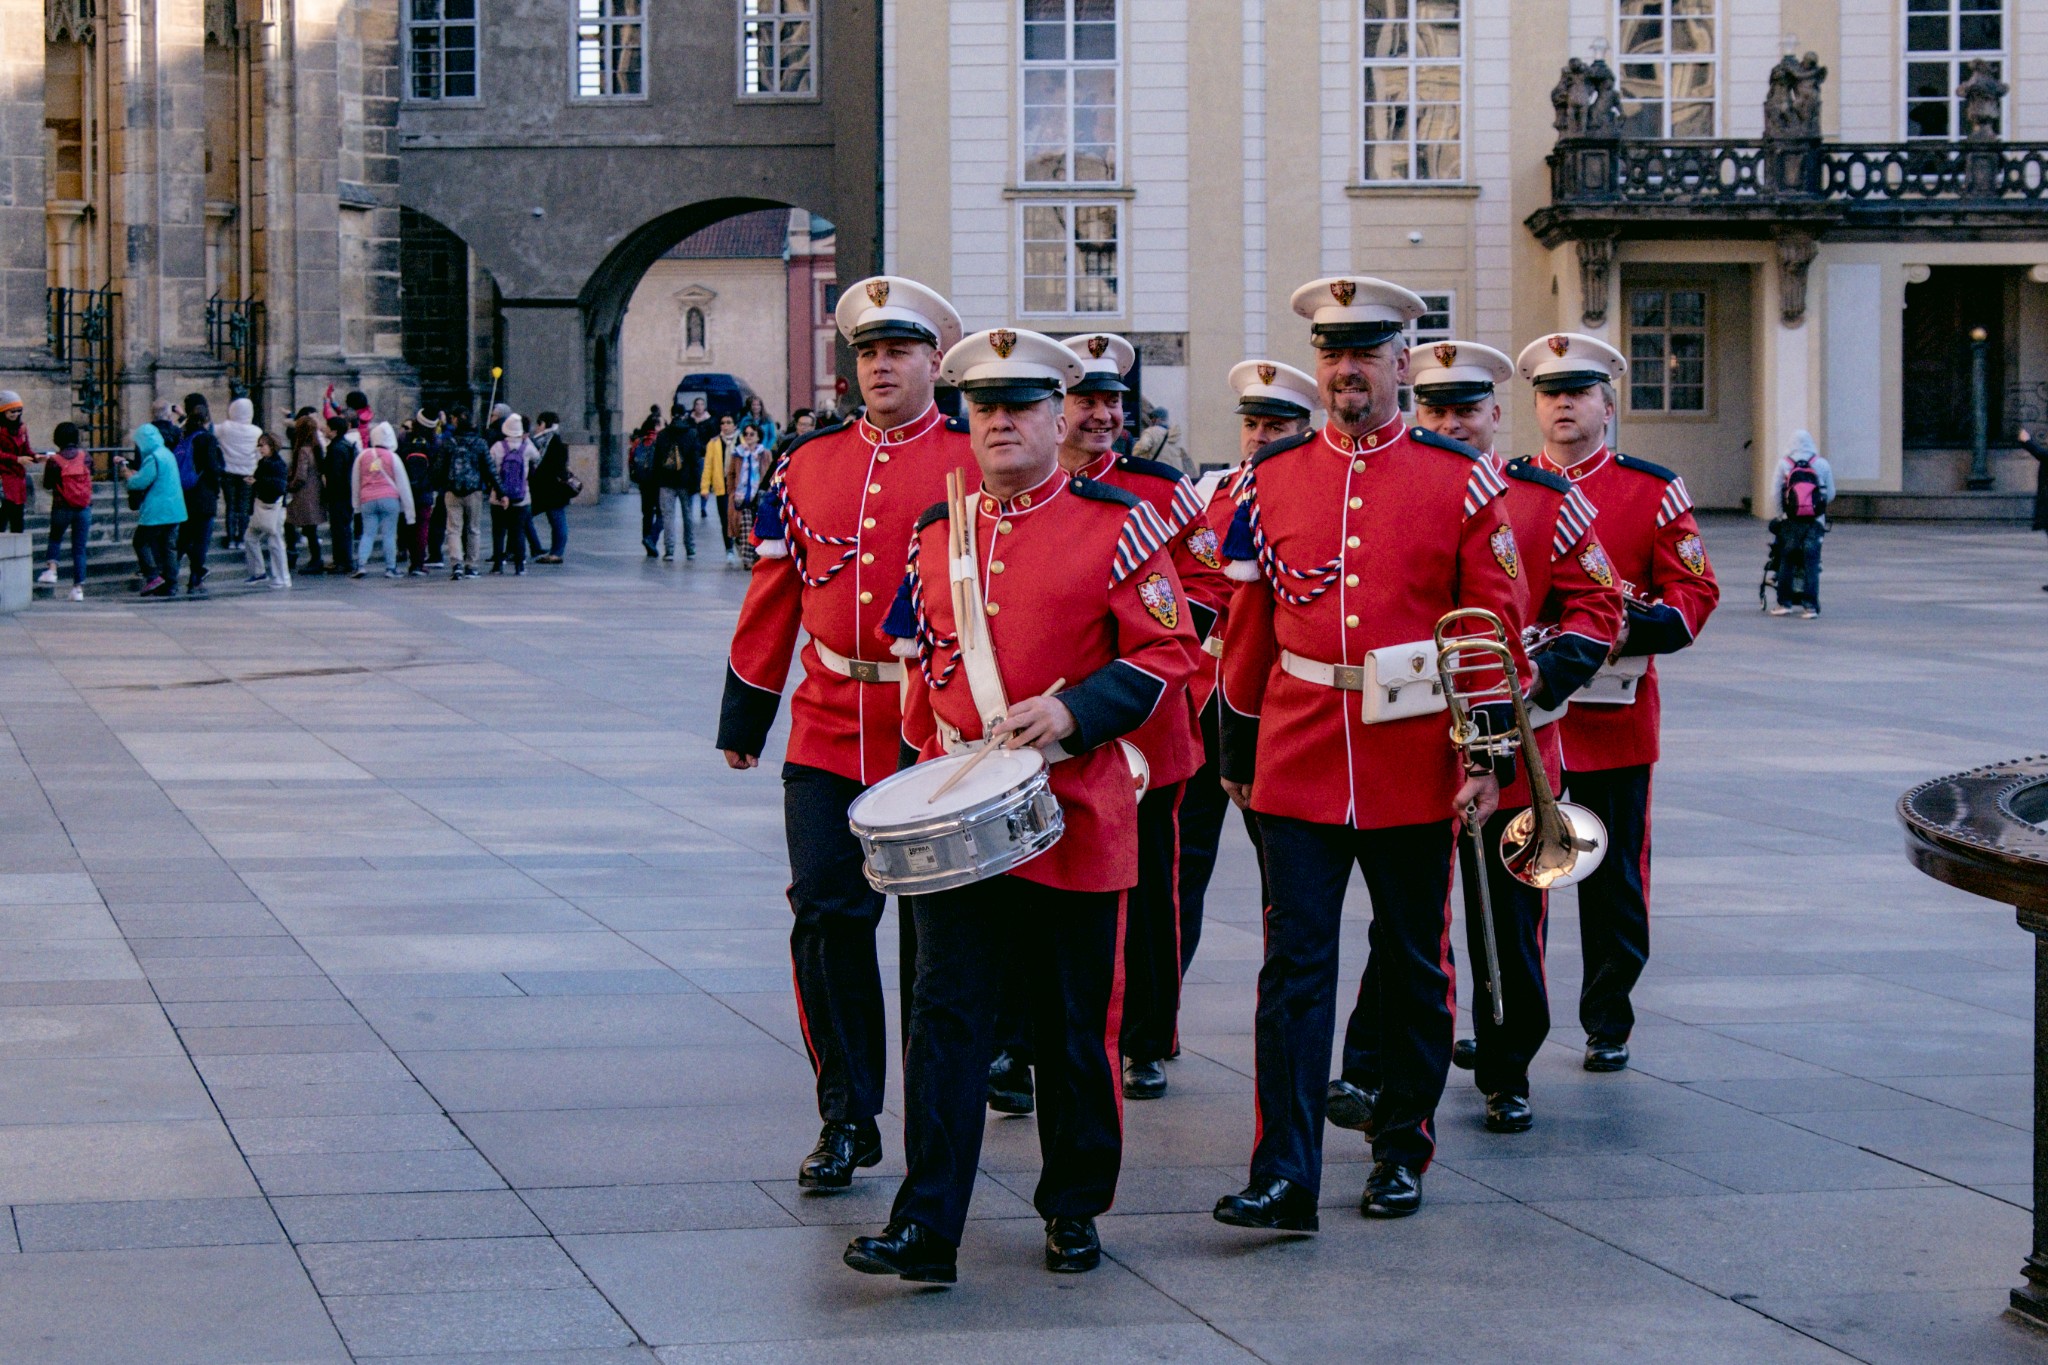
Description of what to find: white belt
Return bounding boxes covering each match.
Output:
[1280,650,1369,691]
[1527,697,1569,729]
[812,640,904,685]
[1280,642,1447,725]
[1201,635,1224,660]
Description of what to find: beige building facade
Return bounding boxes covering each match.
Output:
[884,0,2048,518]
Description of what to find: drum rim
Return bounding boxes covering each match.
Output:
[848,747,1050,833]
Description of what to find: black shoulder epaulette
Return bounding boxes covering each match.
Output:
[1615,452,1678,482]
[1114,454,1187,485]
[1411,427,1483,461]
[944,414,968,432]
[1070,476,1140,508]
[776,420,848,467]
[1250,430,1315,468]
[914,501,950,532]
[1504,457,1570,494]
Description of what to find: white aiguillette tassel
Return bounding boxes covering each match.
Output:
[889,637,917,659]
[1224,559,1261,582]
[754,540,788,559]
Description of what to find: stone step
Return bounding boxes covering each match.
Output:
[1829,489,2034,523]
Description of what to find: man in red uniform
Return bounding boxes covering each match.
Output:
[717,277,976,1191]
[1330,341,1623,1137]
[845,328,1195,1283]
[1513,332,1721,1073]
[1210,277,1523,1228]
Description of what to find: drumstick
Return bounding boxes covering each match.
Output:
[926,677,1066,804]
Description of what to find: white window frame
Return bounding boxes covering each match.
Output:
[1624,285,1712,417]
[1612,0,1719,139]
[402,0,480,104]
[1360,0,1467,184]
[1902,0,2007,141]
[1397,290,1455,412]
[1019,0,1123,187]
[572,0,647,102]
[738,0,819,101]
[1018,200,1123,318]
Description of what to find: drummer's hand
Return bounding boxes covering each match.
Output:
[994,696,1075,751]
[1454,772,1499,830]
[1220,777,1252,811]
[1607,616,1630,663]
[721,749,759,770]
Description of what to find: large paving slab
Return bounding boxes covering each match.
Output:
[0,502,2041,1360]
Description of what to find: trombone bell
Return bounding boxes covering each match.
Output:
[1499,801,1608,890]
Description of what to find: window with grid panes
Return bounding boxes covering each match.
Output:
[406,0,478,101]
[576,0,644,98]
[1020,203,1120,315]
[1397,292,1455,411]
[1905,0,2003,139]
[1615,0,1716,138]
[1627,288,1707,413]
[1022,0,1118,184]
[1361,1,1463,182]
[740,0,815,97]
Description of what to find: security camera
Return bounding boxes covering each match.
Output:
[1407,230,1423,244]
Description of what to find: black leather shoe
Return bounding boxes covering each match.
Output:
[1452,1037,1478,1071]
[987,1050,1035,1114]
[797,1119,882,1190]
[1360,1161,1422,1218]
[1584,1041,1630,1072]
[1483,1091,1534,1133]
[1044,1216,1101,1272]
[1213,1176,1319,1233]
[1122,1057,1167,1100]
[844,1218,957,1283]
[1324,1078,1379,1134]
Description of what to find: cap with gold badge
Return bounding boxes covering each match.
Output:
[1514,332,1628,394]
[833,276,965,352]
[940,327,1086,405]
[1406,340,1514,407]
[1059,333,1135,395]
[1290,276,1427,350]
[1227,359,1318,419]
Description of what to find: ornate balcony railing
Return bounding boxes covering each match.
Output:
[1552,137,2048,209]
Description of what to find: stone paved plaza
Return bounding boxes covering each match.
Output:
[0,503,2044,1363]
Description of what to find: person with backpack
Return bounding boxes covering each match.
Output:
[350,422,415,579]
[651,406,702,562]
[489,413,535,575]
[243,432,292,588]
[126,422,186,597]
[1769,429,1833,619]
[39,421,92,600]
[174,394,225,596]
[628,419,662,557]
[438,409,494,579]
[398,413,441,576]
[320,415,358,574]
[527,411,576,564]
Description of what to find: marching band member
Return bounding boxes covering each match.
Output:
[717,277,976,1191]
[844,327,1194,1283]
[1210,278,1523,1228]
[1513,333,1720,1074]
[1330,341,1623,1136]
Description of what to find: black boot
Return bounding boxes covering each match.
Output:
[844,1218,957,1283]
[1121,1057,1166,1100]
[1044,1216,1101,1272]
[987,1050,1034,1115]
[1484,1091,1534,1133]
[1360,1161,1422,1218]
[1324,1078,1379,1134]
[797,1119,881,1190]
[1584,1041,1630,1072]
[1451,1037,1478,1070]
[1213,1176,1319,1233]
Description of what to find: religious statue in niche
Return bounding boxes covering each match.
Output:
[1763,52,1826,141]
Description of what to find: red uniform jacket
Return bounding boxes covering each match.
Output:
[1537,448,1721,773]
[1218,417,1525,829]
[1190,462,1252,712]
[718,406,977,785]
[896,467,1197,892]
[1070,450,1230,784]
[1492,457,1625,810]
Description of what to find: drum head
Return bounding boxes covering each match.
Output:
[849,746,1048,827]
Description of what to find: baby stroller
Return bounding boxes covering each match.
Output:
[1759,517,1786,609]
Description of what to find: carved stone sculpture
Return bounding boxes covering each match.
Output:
[1576,237,1615,327]
[1551,58,1623,141]
[1764,52,1826,140]
[1958,60,2008,143]
[1775,233,1818,326]
[45,0,95,43]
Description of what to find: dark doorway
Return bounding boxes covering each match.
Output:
[400,209,474,417]
[1902,266,2014,446]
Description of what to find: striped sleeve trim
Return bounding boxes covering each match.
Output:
[1462,459,1510,518]
[1166,476,1206,535]
[1110,501,1175,588]
[1552,485,1598,560]
[1655,476,1694,528]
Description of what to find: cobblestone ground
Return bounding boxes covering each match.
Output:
[0,504,2042,1363]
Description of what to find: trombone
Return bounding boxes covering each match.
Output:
[1433,608,1610,1025]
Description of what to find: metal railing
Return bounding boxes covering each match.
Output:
[1548,136,2048,211]
[46,287,120,450]
[205,296,265,398]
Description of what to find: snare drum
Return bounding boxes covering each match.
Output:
[846,747,1064,895]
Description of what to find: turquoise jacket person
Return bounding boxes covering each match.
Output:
[127,423,187,526]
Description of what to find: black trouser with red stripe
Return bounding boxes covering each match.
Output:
[1341,806,1550,1099]
[1561,763,1653,1047]
[1177,693,1265,978]
[893,877,1124,1247]
[783,762,914,1126]
[1120,781,1186,1063]
[1250,815,1454,1188]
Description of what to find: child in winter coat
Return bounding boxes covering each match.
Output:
[39,422,93,600]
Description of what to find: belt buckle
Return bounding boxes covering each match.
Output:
[1331,663,1366,691]
[846,658,884,684]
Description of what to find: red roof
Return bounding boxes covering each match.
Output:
[664,210,789,260]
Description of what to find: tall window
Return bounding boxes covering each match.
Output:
[576,0,644,98]
[1905,0,2003,139]
[740,0,815,97]
[406,0,478,102]
[1397,292,1455,410]
[1022,0,1119,184]
[1627,287,1707,413]
[1615,0,1716,138]
[1361,1,1463,182]
[1021,203,1120,315]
